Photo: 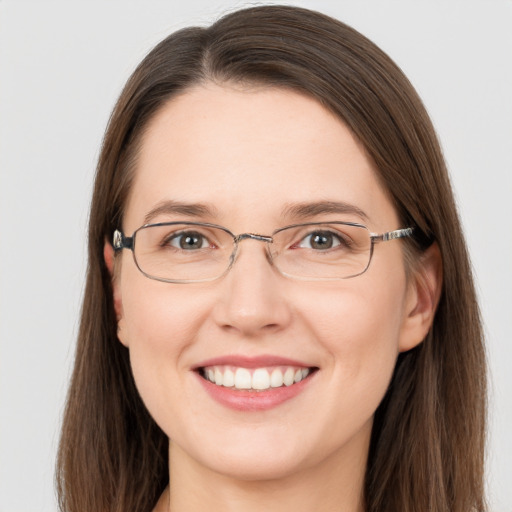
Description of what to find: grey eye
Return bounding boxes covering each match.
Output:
[169,232,209,250]
[298,231,342,250]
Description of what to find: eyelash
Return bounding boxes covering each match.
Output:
[294,231,348,250]
[163,231,212,250]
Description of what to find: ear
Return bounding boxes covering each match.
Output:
[398,242,443,352]
[104,240,129,347]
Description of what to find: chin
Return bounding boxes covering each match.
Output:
[174,429,316,482]
[206,450,309,482]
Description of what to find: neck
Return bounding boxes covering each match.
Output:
[162,428,369,512]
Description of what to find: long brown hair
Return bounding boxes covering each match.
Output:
[56,6,486,511]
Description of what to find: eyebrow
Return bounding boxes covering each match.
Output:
[281,201,369,222]
[143,199,368,225]
[143,200,218,224]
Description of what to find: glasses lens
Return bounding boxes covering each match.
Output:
[271,222,371,279]
[133,223,233,282]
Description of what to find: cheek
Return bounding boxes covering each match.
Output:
[124,290,187,350]
[299,276,406,390]
[118,271,209,411]
[120,255,208,343]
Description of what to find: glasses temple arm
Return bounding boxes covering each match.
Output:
[371,227,414,243]
[113,229,133,251]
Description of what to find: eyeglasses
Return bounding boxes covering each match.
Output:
[112,221,414,283]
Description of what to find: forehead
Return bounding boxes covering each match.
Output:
[124,83,398,231]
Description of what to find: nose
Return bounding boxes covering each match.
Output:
[212,238,292,338]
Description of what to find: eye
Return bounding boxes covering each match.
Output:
[297,231,343,250]
[166,231,210,250]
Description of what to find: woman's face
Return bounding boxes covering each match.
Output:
[112,84,425,482]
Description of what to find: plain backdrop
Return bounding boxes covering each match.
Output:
[0,1,511,511]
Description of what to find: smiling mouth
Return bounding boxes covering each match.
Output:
[198,365,317,391]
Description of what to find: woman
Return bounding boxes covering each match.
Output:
[56,5,486,512]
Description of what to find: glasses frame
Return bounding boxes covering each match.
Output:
[112,221,414,283]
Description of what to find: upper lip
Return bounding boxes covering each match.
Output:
[192,354,316,370]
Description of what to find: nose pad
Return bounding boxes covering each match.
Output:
[229,235,274,268]
[228,234,275,272]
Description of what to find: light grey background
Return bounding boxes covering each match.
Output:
[1,1,511,511]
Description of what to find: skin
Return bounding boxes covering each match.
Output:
[105,83,441,512]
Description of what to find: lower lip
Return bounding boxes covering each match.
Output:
[195,371,315,411]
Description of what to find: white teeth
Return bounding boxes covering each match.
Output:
[283,368,295,386]
[223,368,235,387]
[203,365,313,391]
[234,368,252,389]
[270,368,284,388]
[252,368,271,390]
